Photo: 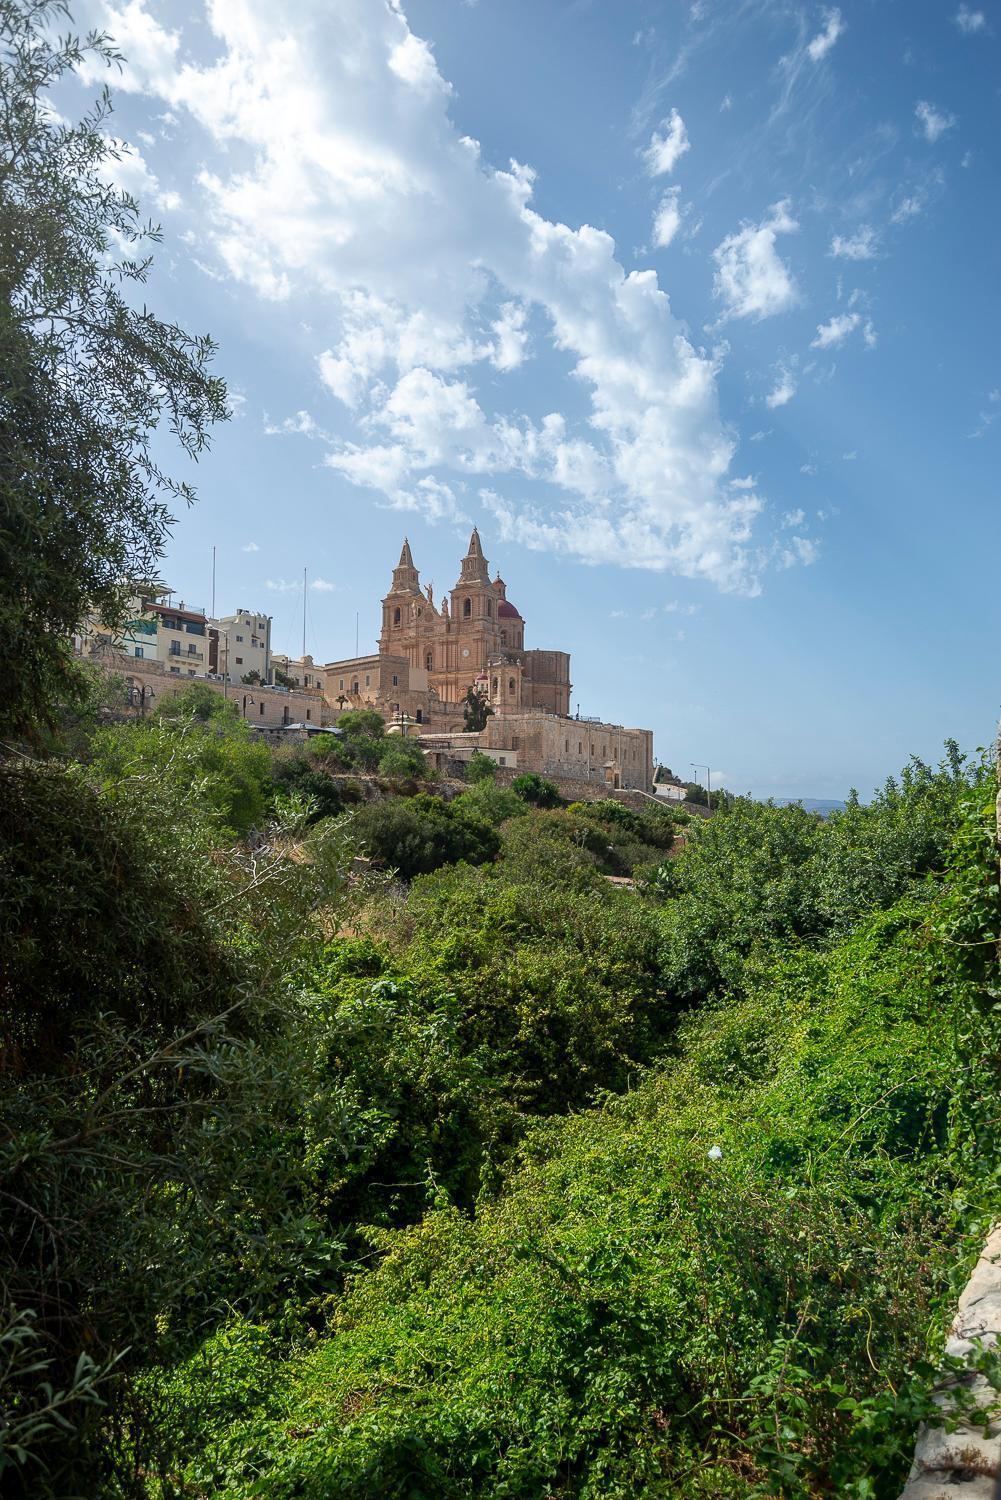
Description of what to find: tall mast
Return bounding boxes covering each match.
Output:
[302,566,307,659]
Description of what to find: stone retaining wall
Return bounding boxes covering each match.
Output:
[899,1226,1001,1497]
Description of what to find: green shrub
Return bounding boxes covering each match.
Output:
[511,771,563,808]
[89,706,273,839]
[348,794,498,880]
[377,736,429,780]
[387,860,669,1113]
[451,781,526,828]
[270,748,346,822]
[466,749,498,783]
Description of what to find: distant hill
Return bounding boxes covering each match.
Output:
[774,797,847,817]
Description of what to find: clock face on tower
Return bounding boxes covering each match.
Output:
[462,648,470,657]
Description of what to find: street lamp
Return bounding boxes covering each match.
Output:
[691,760,712,810]
[128,681,155,716]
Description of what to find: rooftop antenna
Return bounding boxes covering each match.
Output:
[211,545,216,619]
[302,566,307,659]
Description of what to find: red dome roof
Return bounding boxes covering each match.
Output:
[497,599,522,619]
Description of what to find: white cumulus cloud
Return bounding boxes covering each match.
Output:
[713,201,799,323]
[82,0,804,593]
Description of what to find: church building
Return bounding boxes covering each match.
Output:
[323,530,653,792]
[378,529,571,716]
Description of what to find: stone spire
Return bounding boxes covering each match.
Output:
[457,526,490,585]
[391,536,421,594]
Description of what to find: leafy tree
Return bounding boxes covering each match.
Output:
[349,794,498,880]
[241,668,263,685]
[451,781,525,828]
[377,736,429,780]
[157,679,241,725]
[462,686,493,732]
[466,748,498,783]
[0,757,356,1490]
[0,1,226,739]
[273,668,298,689]
[336,708,386,770]
[270,747,347,823]
[338,709,385,742]
[511,771,563,808]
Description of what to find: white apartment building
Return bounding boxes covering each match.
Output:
[76,585,209,678]
[209,608,272,683]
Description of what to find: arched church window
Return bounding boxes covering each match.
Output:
[487,599,492,616]
[463,597,471,618]
[500,629,507,645]
[509,679,515,693]
[425,651,433,671]
[393,607,401,625]
[492,677,499,695]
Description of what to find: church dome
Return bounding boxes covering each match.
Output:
[497,599,522,619]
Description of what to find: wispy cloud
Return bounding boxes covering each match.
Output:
[967,388,1001,439]
[955,5,987,34]
[915,100,956,143]
[765,364,797,409]
[266,575,338,593]
[652,186,683,247]
[807,7,845,62]
[643,108,690,176]
[263,409,322,438]
[811,309,876,349]
[830,225,879,260]
[242,541,259,553]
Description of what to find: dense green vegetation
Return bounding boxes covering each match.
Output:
[3,11,1000,1497]
[4,671,998,1496]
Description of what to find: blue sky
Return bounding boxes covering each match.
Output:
[67,0,998,798]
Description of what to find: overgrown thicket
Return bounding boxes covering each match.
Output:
[4,7,1001,1497]
[4,673,996,1497]
[136,752,1001,1500]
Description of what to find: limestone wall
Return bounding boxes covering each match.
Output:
[85,652,326,728]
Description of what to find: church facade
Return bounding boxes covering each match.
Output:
[378,530,571,717]
[323,530,653,792]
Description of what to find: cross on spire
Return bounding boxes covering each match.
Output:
[457,526,489,584]
[391,536,421,593]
